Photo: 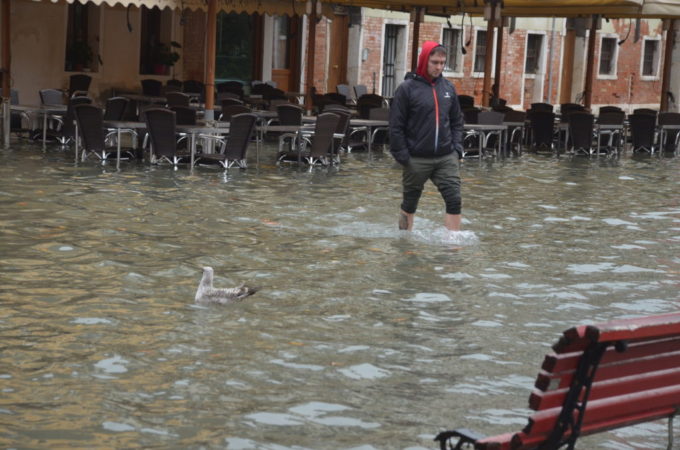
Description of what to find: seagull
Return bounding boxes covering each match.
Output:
[194,266,258,305]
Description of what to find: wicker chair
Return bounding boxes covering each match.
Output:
[195,113,256,169]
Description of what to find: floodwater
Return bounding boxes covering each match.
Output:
[1,140,679,449]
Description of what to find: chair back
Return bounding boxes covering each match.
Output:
[503,110,526,123]
[560,103,585,114]
[478,111,505,125]
[531,102,554,112]
[599,105,623,114]
[357,94,384,119]
[369,107,389,121]
[323,92,346,106]
[69,74,92,97]
[463,108,480,124]
[141,79,163,97]
[223,113,257,161]
[166,79,183,90]
[629,113,656,149]
[353,85,368,99]
[458,95,474,109]
[144,108,177,159]
[633,108,657,117]
[216,81,244,99]
[103,97,129,121]
[220,98,244,109]
[183,80,204,95]
[63,96,93,139]
[330,109,351,151]
[251,83,269,96]
[658,112,680,126]
[277,104,303,126]
[529,110,555,148]
[74,104,105,153]
[597,111,625,125]
[336,84,352,101]
[323,104,351,114]
[568,112,594,151]
[309,112,341,159]
[264,88,287,105]
[166,92,190,107]
[170,106,197,125]
[39,89,64,105]
[220,104,251,122]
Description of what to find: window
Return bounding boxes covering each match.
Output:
[598,37,617,76]
[525,34,543,74]
[642,39,659,77]
[442,28,462,73]
[273,16,290,70]
[216,12,254,83]
[64,3,100,72]
[474,29,487,73]
[139,7,175,75]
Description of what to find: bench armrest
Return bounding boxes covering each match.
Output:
[434,428,486,449]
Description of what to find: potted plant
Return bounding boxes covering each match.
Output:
[153,41,181,75]
[69,40,93,72]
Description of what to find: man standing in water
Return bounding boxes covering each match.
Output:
[389,41,464,231]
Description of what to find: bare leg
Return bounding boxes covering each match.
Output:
[444,214,461,231]
[399,210,414,231]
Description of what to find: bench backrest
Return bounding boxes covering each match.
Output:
[479,311,680,449]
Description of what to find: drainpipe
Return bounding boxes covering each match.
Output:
[546,17,555,104]
[2,0,10,149]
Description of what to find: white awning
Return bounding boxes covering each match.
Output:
[58,0,332,17]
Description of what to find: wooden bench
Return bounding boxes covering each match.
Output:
[434,311,680,450]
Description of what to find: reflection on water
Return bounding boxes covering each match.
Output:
[1,142,679,448]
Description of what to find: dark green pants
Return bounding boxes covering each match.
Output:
[401,153,461,214]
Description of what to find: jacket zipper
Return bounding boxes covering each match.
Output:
[432,85,439,153]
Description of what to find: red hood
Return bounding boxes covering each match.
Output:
[416,41,442,83]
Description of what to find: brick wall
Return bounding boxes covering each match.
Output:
[591,19,665,107]
[312,17,329,93]
[359,16,384,94]
[352,15,662,110]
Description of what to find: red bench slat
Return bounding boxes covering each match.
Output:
[522,384,680,438]
[535,349,680,391]
[553,312,680,353]
[542,336,680,374]
[530,366,680,410]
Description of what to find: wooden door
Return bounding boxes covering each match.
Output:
[270,15,301,92]
[327,14,349,93]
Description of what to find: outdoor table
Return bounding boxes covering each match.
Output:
[595,123,626,154]
[658,124,680,155]
[11,104,67,149]
[503,121,526,153]
[463,123,508,158]
[348,118,389,156]
[102,120,230,169]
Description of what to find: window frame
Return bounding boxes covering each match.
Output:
[472,27,495,78]
[597,35,619,80]
[441,26,464,77]
[524,33,545,78]
[640,36,661,81]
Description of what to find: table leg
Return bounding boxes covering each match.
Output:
[42,111,48,149]
[116,128,121,170]
[75,122,79,163]
[367,125,372,159]
[190,132,196,167]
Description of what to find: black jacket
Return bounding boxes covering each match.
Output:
[389,73,464,165]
